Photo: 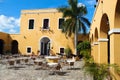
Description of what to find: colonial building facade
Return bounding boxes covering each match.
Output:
[89,0,120,79]
[0,8,88,56]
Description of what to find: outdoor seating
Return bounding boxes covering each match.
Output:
[7,59,16,69]
[8,60,15,66]
[47,62,58,75]
[66,57,75,69]
[16,59,21,64]
[34,59,43,66]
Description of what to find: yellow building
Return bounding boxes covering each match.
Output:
[89,0,120,79]
[0,8,88,56]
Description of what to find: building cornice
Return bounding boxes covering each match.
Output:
[108,28,120,35]
[93,42,99,45]
[21,8,58,14]
[98,38,108,42]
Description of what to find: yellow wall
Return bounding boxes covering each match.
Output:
[19,9,75,55]
[90,0,120,79]
[0,32,10,51]
[0,8,88,56]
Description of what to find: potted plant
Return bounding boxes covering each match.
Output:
[65,47,72,58]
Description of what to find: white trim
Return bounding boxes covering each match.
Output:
[21,8,58,14]
[93,42,99,45]
[59,47,65,55]
[108,28,120,35]
[42,18,50,30]
[91,43,94,47]
[58,18,65,30]
[98,38,108,42]
[39,36,52,55]
[28,18,35,30]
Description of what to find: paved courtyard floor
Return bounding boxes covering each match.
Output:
[0,59,92,80]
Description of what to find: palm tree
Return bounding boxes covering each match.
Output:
[57,0,90,54]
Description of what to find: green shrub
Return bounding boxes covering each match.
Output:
[77,41,91,59]
[65,47,72,58]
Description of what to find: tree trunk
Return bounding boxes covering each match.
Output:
[74,18,79,55]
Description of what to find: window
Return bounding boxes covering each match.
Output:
[59,18,64,29]
[60,48,64,53]
[43,19,49,29]
[27,47,31,53]
[29,19,34,29]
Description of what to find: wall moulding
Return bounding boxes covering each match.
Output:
[98,38,108,42]
[93,42,99,45]
[108,28,120,35]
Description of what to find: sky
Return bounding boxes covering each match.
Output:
[0,0,96,34]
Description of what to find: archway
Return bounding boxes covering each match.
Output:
[112,0,120,66]
[11,40,18,54]
[91,34,94,56]
[100,13,110,64]
[0,39,4,55]
[40,37,50,55]
[95,28,98,42]
[115,0,120,28]
[94,28,99,63]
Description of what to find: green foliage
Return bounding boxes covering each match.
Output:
[78,42,117,80]
[84,62,117,80]
[77,41,91,59]
[57,0,90,37]
[77,41,91,52]
[65,47,72,58]
[112,64,120,76]
[5,50,11,55]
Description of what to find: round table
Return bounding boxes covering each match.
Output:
[45,56,59,63]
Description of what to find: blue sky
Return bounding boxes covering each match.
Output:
[0,0,96,34]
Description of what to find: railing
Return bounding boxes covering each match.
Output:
[40,27,50,31]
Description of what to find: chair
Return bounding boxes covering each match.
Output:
[66,57,75,69]
[55,63,62,71]
[7,60,15,69]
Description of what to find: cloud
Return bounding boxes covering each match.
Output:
[86,0,96,6]
[0,15,20,33]
[9,29,17,33]
[78,3,85,7]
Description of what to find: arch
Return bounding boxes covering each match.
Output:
[114,0,120,28]
[91,34,94,43]
[11,40,18,54]
[40,37,50,55]
[100,13,110,38]
[95,28,98,42]
[99,13,110,64]
[0,39,4,54]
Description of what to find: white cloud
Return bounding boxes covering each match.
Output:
[9,29,17,33]
[0,15,20,33]
[78,3,85,7]
[86,0,96,6]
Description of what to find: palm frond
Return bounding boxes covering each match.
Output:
[57,7,73,18]
[57,0,90,37]
[68,0,78,14]
[81,17,91,27]
[80,21,87,34]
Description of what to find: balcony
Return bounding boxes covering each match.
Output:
[40,27,50,31]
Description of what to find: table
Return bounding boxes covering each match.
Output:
[34,59,43,66]
[47,62,58,75]
[45,56,59,63]
[66,59,75,69]
[8,59,15,65]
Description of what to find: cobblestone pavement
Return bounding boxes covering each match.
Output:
[0,59,92,80]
